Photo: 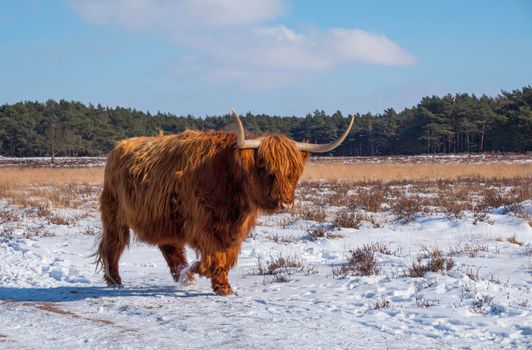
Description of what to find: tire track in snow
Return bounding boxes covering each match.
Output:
[2,300,138,333]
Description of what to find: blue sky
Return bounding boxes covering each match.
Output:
[1,0,531,116]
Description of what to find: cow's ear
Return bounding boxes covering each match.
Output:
[300,151,310,161]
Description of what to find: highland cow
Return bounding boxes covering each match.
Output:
[96,110,354,295]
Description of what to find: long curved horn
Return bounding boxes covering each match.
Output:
[295,114,355,153]
[232,109,262,149]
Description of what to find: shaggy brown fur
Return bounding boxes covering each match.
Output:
[96,130,308,295]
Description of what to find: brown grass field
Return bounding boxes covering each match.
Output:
[303,162,531,181]
[0,160,530,187]
[0,167,104,187]
[0,157,530,233]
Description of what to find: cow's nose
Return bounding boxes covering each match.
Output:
[281,202,294,210]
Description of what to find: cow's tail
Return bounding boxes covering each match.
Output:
[91,238,106,272]
[90,235,120,285]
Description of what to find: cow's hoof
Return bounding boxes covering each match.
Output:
[105,275,122,288]
[106,281,123,289]
[213,285,233,296]
[178,266,196,286]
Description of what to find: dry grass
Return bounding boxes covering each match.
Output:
[350,184,389,212]
[297,207,327,222]
[390,193,423,223]
[0,168,103,187]
[333,210,363,229]
[448,240,489,258]
[255,253,305,283]
[297,176,530,225]
[307,226,345,240]
[0,160,529,231]
[0,168,101,211]
[333,243,392,277]
[257,255,302,275]
[264,232,298,244]
[506,234,523,246]
[303,162,532,181]
[2,158,529,188]
[370,297,391,310]
[0,168,101,238]
[409,247,455,277]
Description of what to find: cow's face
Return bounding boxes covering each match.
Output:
[231,109,353,212]
[252,136,308,212]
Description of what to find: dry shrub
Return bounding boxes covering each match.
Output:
[370,297,391,310]
[298,207,326,223]
[366,214,384,228]
[49,215,71,225]
[506,235,522,246]
[0,208,21,223]
[35,207,52,218]
[295,175,529,227]
[80,226,99,236]
[307,226,345,240]
[333,211,362,229]
[1,224,55,239]
[256,254,303,276]
[371,242,395,255]
[390,193,422,223]
[333,243,392,277]
[509,204,532,227]
[351,184,389,212]
[307,227,327,240]
[276,217,299,229]
[323,182,350,206]
[482,189,510,208]
[264,232,297,244]
[472,294,494,313]
[7,194,46,209]
[415,294,439,308]
[409,247,454,277]
[448,241,489,258]
[464,267,480,281]
[522,245,532,257]
[255,253,305,283]
[472,209,494,225]
[434,194,467,219]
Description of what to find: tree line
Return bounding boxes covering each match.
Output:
[0,86,530,157]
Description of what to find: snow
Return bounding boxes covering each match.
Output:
[311,153,532,164]
[1,153,530,168]
[0,202,531,348]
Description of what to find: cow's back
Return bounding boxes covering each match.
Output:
[102,131,235,242]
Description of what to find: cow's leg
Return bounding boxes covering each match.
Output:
[211,265,232,296]
[191,254,231,295]
[97,189,130,287]
[191,245,242,296]
[211,245,242,295]
[159,243,195,285]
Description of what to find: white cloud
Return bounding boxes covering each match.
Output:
[255,25,304,43]
[70,0,417,88]
[71,0,284,30]
[327,28,417,66]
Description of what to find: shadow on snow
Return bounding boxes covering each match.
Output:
[0,286,212,302]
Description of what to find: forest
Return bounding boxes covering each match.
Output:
[0,86,530,157]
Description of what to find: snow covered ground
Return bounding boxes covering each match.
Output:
[0,183,531,349]
[1,153,530,168]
